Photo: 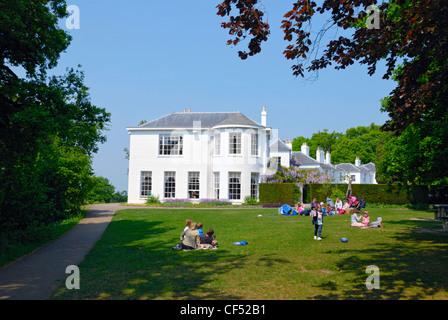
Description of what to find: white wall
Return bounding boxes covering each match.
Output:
[127,127,269,204]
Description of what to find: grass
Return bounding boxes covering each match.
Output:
[50,207,448,300]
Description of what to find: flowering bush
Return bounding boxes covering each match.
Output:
[199,199,232,206]
[262,167,333,185]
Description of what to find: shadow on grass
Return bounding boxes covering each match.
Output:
[311,218,448,300]
[51,217,256,300]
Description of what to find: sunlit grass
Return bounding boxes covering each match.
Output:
[50,207,448,300]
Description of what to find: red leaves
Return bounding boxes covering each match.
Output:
[216,0,270,58]
[216,0,448,134]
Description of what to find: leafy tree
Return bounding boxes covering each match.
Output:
[0,0,110,235]
[292,129,340,159]
[292,124,382,165]
[87,176,116,204]
[291,136,309,152]
[217,1,447,188]
[331,123,384,164]
[217,0,447,135]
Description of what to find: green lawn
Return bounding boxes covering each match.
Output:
[50,207,448,300]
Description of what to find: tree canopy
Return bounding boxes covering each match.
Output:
[291,124,384,165]
[217,0,447,188]
[0,0,110,235]
[217,0,447,134]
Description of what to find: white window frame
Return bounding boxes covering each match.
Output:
[159,134,183,156]
[215,133,221,156]
[251,173,259,200]
[251,133,259,156]
[188,172,200,199]
[228,172,241,200]
[164,172,176,198]
[213,172,220,199]
[140,171,152,198]
[229,132,241,155]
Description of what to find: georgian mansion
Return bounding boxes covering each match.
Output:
[126,107,377,204]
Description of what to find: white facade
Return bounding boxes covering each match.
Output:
[126,108,378,204]
[126,109,271,204]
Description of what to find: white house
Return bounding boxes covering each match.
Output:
[335,158,377,184]
[126,107,272,204]
[270,141,377,184]
[269,138,292,169]
[126,107,378,204]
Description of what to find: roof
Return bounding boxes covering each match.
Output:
[130,112,263,130]
[270,139,291,152]
[291,151,337,171]
[291,151,376,173]
[361,162,376,171]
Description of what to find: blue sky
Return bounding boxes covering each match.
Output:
[51,0,397,192]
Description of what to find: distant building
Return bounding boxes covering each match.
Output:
[270,141,377,184]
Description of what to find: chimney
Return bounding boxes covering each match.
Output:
[261,105,267,126]
[184,108,186,112]
[316,147,325,163]
[285,139,292,150]
[325,151,331,164]
[301,143,309,157]
[188,108,191,113]
[355,157,361,167]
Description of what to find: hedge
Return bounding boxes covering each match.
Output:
[259,183,301,207]
[303,183,448,205]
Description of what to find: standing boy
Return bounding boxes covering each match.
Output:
[312,207,324,240]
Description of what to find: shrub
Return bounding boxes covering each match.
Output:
[199,199,232,206]
[259,183,301,206]
[145,194,160,204]
[243,196,259,206]
[305,183,445,204]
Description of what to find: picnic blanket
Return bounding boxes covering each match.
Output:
[278,204,298,216]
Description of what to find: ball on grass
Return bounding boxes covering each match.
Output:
[340,237,348,243]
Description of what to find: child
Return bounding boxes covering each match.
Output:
[296,202,304,214]
[342,200,351,214]
[311,198,318,210]
[326,203,334,215]
[197,223,204,236]
[351,211,363,227]
[311,207,324,240]
[199,228,218,249]
[335,197,343,214]
[180,219,192,241]
[362,211,370,227]
[320,202,326,215]
[319,204,327,216]
[370,217,383,228]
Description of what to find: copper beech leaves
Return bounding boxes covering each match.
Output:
[217,0,448,135]
[217,0,270,59]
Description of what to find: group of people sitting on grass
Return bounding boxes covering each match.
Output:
[296,197,346,216]
[350,211,383,228]
[295,197,383,228]
[172,219,218,251]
